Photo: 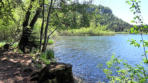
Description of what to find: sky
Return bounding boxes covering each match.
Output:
[79,0,148,24]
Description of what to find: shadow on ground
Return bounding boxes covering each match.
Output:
[0,49,36,83]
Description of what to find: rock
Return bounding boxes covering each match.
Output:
[30,62,74,83]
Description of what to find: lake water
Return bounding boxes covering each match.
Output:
[53,34,148,83]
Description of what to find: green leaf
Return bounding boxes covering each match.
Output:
[126,0,132,5]
[130,27,134,33]
[131,20,135,23]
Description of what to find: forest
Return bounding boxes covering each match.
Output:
[0,0,132,42]
[0,0,148,83]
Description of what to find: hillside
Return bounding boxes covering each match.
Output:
[85,4,132,32]
[56,3,132,32]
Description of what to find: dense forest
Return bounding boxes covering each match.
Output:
[0,0,132,42]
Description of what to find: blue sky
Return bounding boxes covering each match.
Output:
[79,0,148,24]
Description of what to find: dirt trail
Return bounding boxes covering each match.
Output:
[0,50,36,83]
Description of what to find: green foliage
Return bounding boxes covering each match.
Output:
[102,55,148,83]
[129,39,140,48]
[48,39,54,45]
[40,49,54,64]
[89,5,131,32]
[12,42,18,48]
[40,53,50,64]
[130,26,139,34]
[127,0,148,62]
[59,25,115,36]
[0,42,6,48]
[0,0,132,43]
[50,2,131,32]
[143,57,148,63]
[41,39,54,45]
[102,0,148,83]
[0,0,25,41]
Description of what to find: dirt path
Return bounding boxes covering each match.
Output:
[0,50,36,83]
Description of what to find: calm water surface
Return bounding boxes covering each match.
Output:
[53,34,148,83]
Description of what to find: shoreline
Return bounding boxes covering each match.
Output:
[57,31,130,36]
[57,31,148,36]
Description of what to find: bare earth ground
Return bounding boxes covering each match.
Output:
[0,48,84,83]
[0,49,36,83]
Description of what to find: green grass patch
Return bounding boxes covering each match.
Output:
[40,49,54,64]
[42,39,54,45]
[115,32,129,34]
[0,42,6,47]
[12,42,18,48]
[59,27,115,36]
[48,39,54,45]
[0,42,18,48]
[40,52,50,64]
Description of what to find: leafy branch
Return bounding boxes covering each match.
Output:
[126,0,148,62]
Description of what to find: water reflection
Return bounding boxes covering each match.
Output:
[53,34,148,83]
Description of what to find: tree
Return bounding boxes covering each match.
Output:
[39,0,45,50]
[18,0,42,53]
[42,0,54,52]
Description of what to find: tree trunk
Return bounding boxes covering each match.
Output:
[30,8,42,29]
[18,0,42,53]
[42,0,53,52]
[18,2,32,53]
[47,13,60,42]
[40,0,45,51]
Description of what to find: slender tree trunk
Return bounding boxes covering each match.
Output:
[42,0,53,52]
[95,15,98,27]
[73,2,77,28]
[46,13,61,44]
[40,0,45,51]
[73,11,77,27]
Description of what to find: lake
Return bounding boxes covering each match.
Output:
[53,34,148,83]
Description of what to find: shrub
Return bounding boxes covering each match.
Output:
[59,26,115,36]
[12,42,18,48]
[40,49,55,64]
[42,39,54,45]
[48,39,54,45]
[101,55,148,83]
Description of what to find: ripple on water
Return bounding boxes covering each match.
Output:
[54,35,148,82]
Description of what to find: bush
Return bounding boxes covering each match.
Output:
[41,39,54,45]
[12,42,18,48]
[101,55,148,83]
[58,25,115,36]
[40,49,55,64]
[48,39,54,45]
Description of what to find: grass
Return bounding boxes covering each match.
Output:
[12,42,18,48]
[42,39,54,45]
[40,53,50,64]
[0,42,6,48]
[40,49,55,64]
[48,39,54,45]
[0,42,18,48]
[115,32,129,34]
[58,27,115,36]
